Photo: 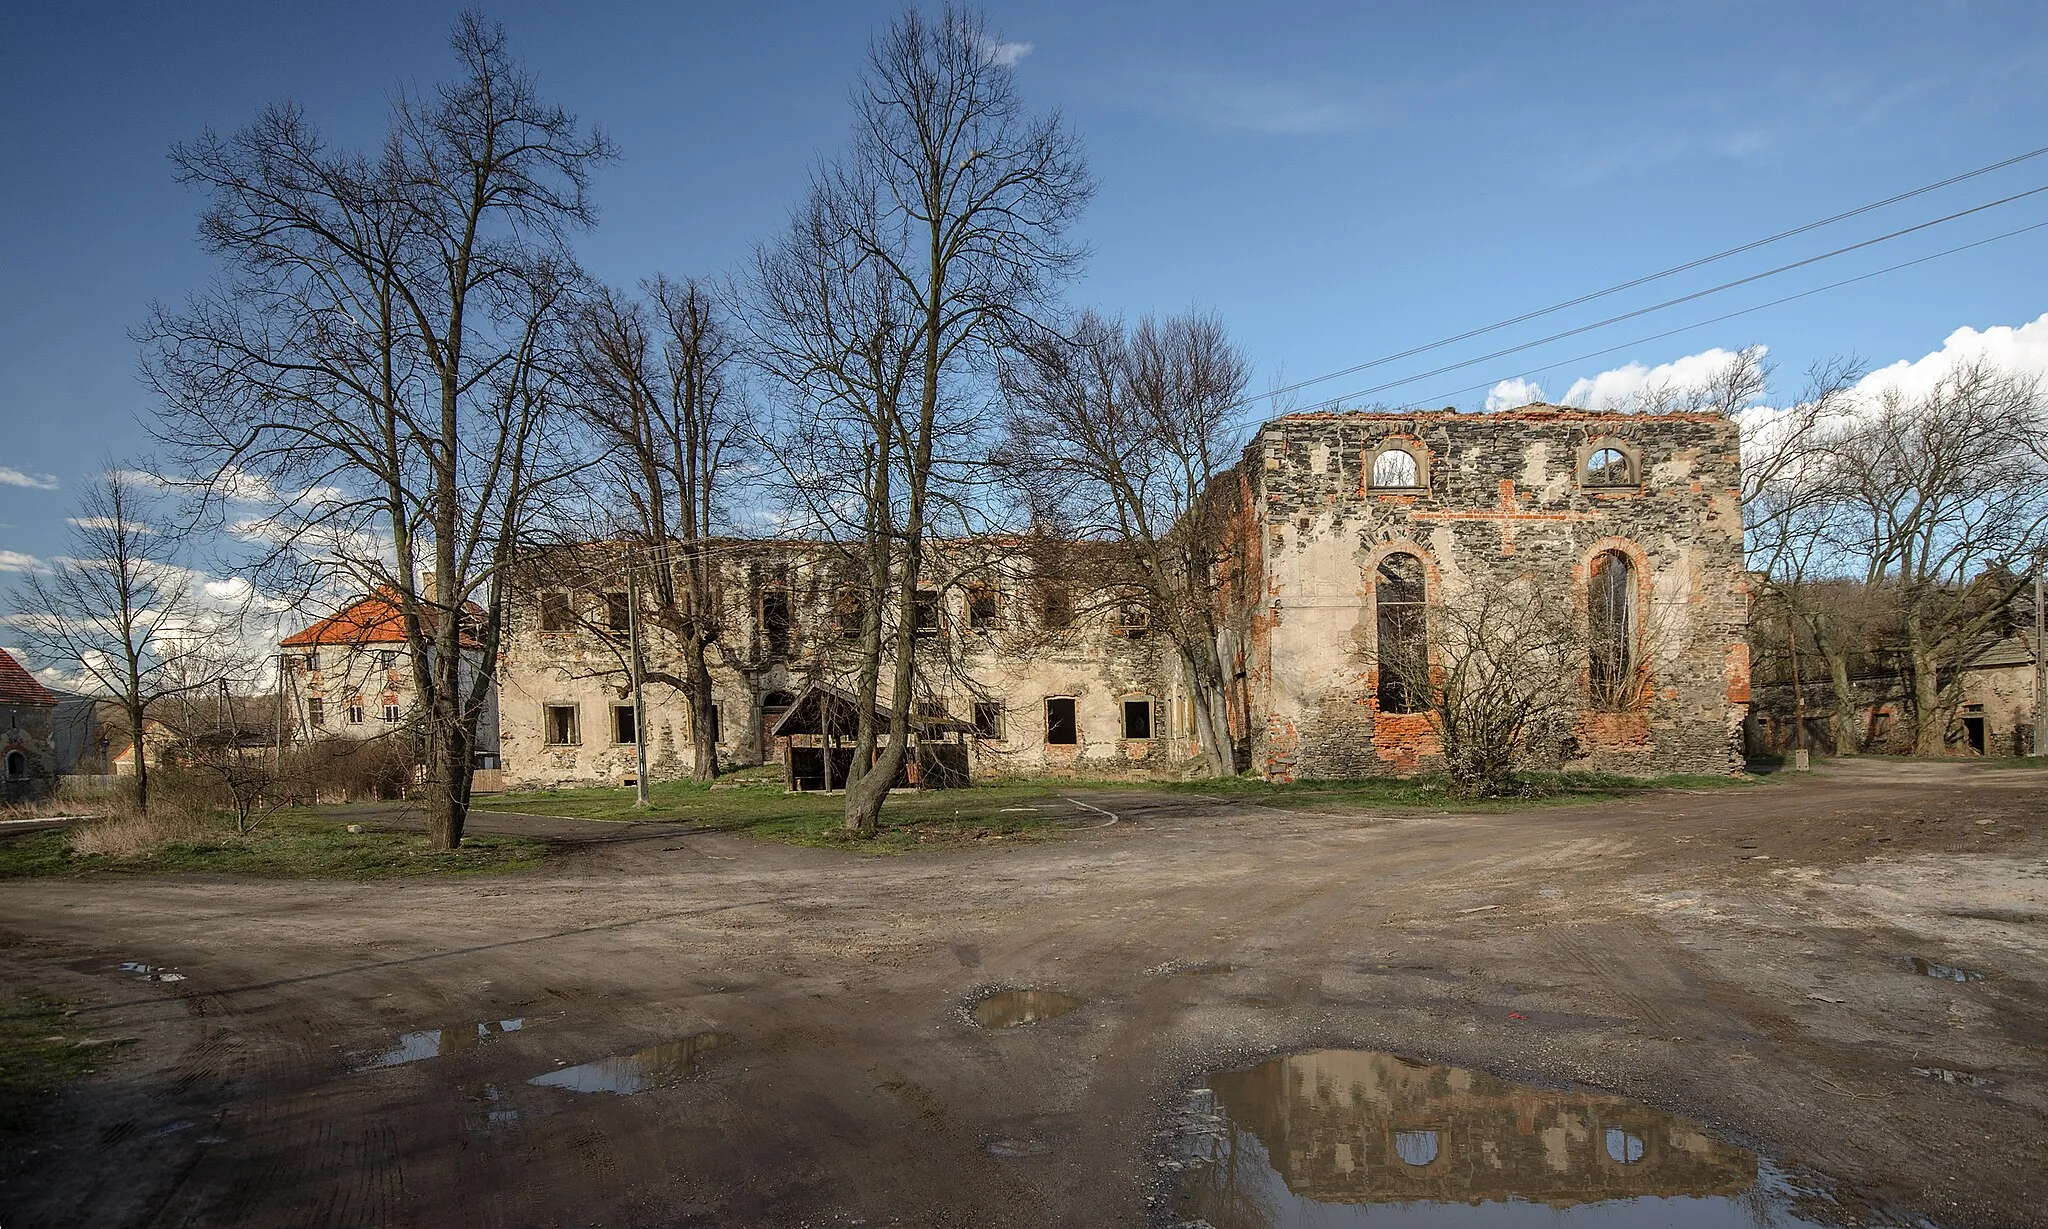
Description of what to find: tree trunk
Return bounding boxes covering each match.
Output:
[687,634,719,784]
[1906,611,1947,756]
[127,691,150,816]
[1824,645,1858,754]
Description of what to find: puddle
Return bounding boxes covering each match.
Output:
[120,962,187,983]
[1164,1050,1848,1227]
[1912,1066,1993,1087]
[970,990,1084,1029]
[1905,957,1984,982]
[528,1032,733,1095]
[359,1018,528,1070]
[462,1082,521,1130]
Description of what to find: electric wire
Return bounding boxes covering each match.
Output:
[1244,142,2048,408]
[1299,182,2048,410]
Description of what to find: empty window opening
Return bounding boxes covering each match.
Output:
[1371,448,1420,489]
[5,751,25,779]
[1040,586,1074,631]
[347,699,366,725]
[761,590,793,657]
[967,586,998,631]
[1045,697,1078,745]
[612,704,638,745]
[973,700,1004,740]
[1393,1130,1441,1167]
[1122,698,1154,740]
[1113,599,1151,638]
[605,592,631,634]
[1374,552,1427,714]
[539,591,574,632]
[1588,551,1638,711]
[544,704,580,745]
[836,588,866,641]
[378,649,398,669]
[305,651,321,671]
[381,703,400,722]
[913,590,941,637]
[307,697,326,727]
[1586,447,1634,486]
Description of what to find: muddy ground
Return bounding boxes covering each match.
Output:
[1,760,2043,1228]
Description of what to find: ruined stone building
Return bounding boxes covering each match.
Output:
[479,404,1747,788]
[0,646,58,801]
[493,541,1189,790]
[1240,405,1748,779]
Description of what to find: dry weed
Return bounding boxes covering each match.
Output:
[67,800,210,858]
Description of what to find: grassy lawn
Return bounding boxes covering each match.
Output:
[479,770,1090,853]
[0,809,548,880]
[0,991,120,1142]
[476,765,1759,851]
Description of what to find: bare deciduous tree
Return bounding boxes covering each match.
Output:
[999,310,1254,777]
[752,5,1089,835]
[571,278,744,782]
[142,14,613,847]
[7,470,253,814]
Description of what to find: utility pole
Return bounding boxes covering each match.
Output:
[2034,567,2044,758]
[627,549,651,808]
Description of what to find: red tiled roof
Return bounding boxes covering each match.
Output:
[280,587,483,650]
[0,648,58,707]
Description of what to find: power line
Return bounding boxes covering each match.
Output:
[1397,217,2048,410]
[1301,182,2048,409]
[1248,142,2048,408]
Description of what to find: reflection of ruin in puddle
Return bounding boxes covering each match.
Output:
[528,1032,733,1095]
[121,962,187,983]
[1168,1050,1838,1227]
[462,1083,520,1130]
[1905,957,1984,982]
[971,990,1084,1029]
[360,1018,528,1070]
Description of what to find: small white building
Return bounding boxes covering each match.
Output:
[278,589,501,766]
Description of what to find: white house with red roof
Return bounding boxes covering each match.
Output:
[0,646,59,800]
[277,589,500,765]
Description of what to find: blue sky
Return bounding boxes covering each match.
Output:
[4,0,2048,577]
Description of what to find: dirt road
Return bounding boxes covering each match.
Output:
[3,761,2043,1227]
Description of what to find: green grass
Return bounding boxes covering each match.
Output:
[0,991,119,1140]
[477,765,1758,850]
[0,810,548,880]
[480,772,1087,853]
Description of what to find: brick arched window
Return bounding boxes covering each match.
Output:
[1375,552,1427,713]
[1588,551,1638,710]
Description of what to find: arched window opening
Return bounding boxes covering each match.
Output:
[1605,1128,1647,1165]
[4,751,24,780]
[1375,552,1427,714]
[1371,447,1420,489]
[1585,446,1634,486]
[1393,1130,1441,1167]
[1588,552,1638,710]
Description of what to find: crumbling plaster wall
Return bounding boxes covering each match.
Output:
[1249,408,1747,781]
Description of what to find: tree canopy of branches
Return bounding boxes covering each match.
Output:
[999,310,1253,776]
[142,13,613,847]
[568,278,744,782]
[7,470,255,814]
[752,6,1089,835]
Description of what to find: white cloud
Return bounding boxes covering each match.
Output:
[1155,73,1369,135]
[0,550,40,573]
[0,467,58,490]
[1848,311,2048,403]
[1560,346,1764,411]
[66,516,160,535]
[1485,378,1545,412]
[981,37,1033,67]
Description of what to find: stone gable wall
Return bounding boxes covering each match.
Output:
[1247,409,1747,780]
